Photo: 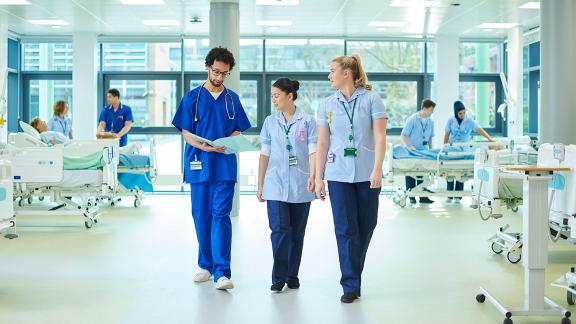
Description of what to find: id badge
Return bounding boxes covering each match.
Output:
[327,152,335,163]
[344,147,357,157]
[289,156,298,166]
[190,161,203,171]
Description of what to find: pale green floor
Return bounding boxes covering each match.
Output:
[0,195,575,324]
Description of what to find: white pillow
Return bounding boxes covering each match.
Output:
[19,120,42,140]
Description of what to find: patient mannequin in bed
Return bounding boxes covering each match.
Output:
[30,117,71,146]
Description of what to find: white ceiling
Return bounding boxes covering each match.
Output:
[0,0,541,39]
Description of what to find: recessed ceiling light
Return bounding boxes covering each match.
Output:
[51,25,62,29]
[159,26,171,30]
[268,26,280,30]
[120,0,164,4]
[390,0,435,7]
[519,2,540,9]
[377,27,387,31]
[0,0,30,4]
[28,20,68,26]
[142,20,179,26]
[256,0,299,5]
[368,21,405,28]
[256,20,293,26]
[482,28,494,32]
[477,23,517,29]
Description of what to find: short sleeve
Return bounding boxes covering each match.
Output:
[47,118,56,132]
[430,120,435,138]
[472,119,480,132]
[444,119,452,133]
[401,116,414,137]
[370,92,388,121]
[307,117,318,144]
[172,92,195,133]
[316,99,328,126]
[234,99,252,132]
[125,107,134,122]
[98,108,106,123]
[259,117,272,145]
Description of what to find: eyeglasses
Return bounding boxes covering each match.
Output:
[208,66,231,78]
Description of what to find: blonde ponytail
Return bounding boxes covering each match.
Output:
[331,53,372,91]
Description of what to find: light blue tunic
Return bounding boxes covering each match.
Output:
[47,116,72,138]
[260,107,317,203]
[444,116,479,144]
[401,112,435,150]
[317,87,387,183]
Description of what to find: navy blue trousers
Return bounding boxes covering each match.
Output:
[267,200,311,284]
[327,181,380,295]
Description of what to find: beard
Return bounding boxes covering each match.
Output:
[208,77,223,89]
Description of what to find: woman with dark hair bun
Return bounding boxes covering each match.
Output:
[257,77,317,292]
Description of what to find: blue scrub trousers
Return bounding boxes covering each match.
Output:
[267,200,311,284]
[447,180,464,199]
[327,181,380,295]
[190,180,235,281]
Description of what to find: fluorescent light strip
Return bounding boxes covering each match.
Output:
[0,0,30,4]
[142,20,179,26]
[256,20,293,26]
[256,0,299,5]
[519,2,540,9]
[28,20,68,26]
[120,0,164,4]
[390,0,435,7]
[368,21,405,28]
[477,23,517,29]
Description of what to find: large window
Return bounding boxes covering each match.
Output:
[22,43,73,71]
[103,42,181,72]
[458,81,497,128]
[268,79,333,118]
[373,81,418,128]
[347,41,424,73]
[27,79,73,121]
[240,39,263,72]
[459,43,501,73]
[184,39,210,72]
[265,39,343,72]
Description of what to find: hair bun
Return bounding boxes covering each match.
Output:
[291,80,300,91]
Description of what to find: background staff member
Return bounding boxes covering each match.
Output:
[172,47,251,290]
[400,99,436,204]
[257,78,317,293]
[315,54,387,304]
[97,88,133,147]
[443,100,494,201]
[48,100,73,139]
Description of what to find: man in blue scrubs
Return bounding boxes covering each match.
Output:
[172,47,251,290]
[97,88,133,147]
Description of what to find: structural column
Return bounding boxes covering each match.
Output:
[72,32,98,140]
[210,0,241,217]
[0,17,8,143]
[540,0,576,144]
[507,26,523,137]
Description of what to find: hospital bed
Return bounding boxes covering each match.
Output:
[4,134,119,228]
[471,137,536,263]
[0,156,17,239]
[385,142,481,207]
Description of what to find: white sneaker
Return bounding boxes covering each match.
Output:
[215,276,234,290]
[193,269,212,283]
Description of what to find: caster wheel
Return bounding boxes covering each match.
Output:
[476,294,485,303]
[134,199,141,208]
[27,197,32,204]
[38,196,45,201]
[398,198,407,208]
[491,242,504,254]
[507,250,521,264]
[18,199,24,207]
[84,218,94,229]
[568,287,575,305]
[87,202,92,207]
[511,206,519,213]
[94,218,99,224]
[110,201,115,207]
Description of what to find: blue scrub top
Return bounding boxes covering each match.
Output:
[444,116,479,144]
[48,116,72,138]
[317,87,388,183]
[98,103,134,147]
[401,112,435,150]
[172,86,252,184]
[260,107,317,203]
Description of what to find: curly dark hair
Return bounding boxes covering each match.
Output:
[205,47,236,70]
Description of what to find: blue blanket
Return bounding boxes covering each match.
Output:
[393,145,475,160]
[118,153,153,192]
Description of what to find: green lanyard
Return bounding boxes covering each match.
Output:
[341,99,357,143]
[282,122,296,151]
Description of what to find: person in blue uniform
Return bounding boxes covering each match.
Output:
[97,89,133,147]
[444,100,494,202]
[315,54,388,303]
[48,100,73,139]
[172,47,251,290]
[400,99,436,204]
[257,78,317,292]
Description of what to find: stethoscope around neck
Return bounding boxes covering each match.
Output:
[194,82,236,122]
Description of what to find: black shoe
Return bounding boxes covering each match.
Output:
[340,293,358,303]
[270,282,285,292]
[419,197,434,204]
[287,278,300,289]
[409,198,417,204]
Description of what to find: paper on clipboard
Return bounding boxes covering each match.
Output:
[188,133,258,154]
